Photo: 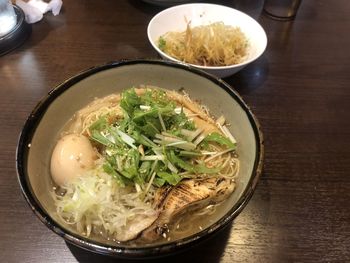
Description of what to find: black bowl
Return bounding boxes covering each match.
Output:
[16,59,263,258]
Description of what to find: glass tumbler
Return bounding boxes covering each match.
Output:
[0,0,17,37]
[263,0,303,20]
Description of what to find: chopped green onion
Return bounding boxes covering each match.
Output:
[193,134,206,146]
[216,115,226,126]
[188,128,203,141]
[179,150,202,157]
[116,130,137,149]
[204,148,235,163]
[222,125,237,144]
[140,105,151,110]
[167,161,179,174]
[161,131,179,138]
[174,107,182,114]
[141,155,165,161]
[165,141,196,151]
[143,171,157,199]
[158,111,166,131]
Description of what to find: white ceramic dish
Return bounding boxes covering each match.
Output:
[147,3,267,78]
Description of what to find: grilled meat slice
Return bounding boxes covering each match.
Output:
[114,212,158,242]
[141,176,235,241]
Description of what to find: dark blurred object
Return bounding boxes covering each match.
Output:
[141,0,195,7]
[263,0,302,20]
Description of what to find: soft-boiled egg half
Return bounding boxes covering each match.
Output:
[50,134,97,186]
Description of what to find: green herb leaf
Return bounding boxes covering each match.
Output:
[169,111,195,131]
[169,150,222,174]
[90,130,111,146]
[119,169,135,179]
[158,36,166,50]
[89,116,108,131]
[120,89,142,116]
[133,108,159,122]
[203,132,236,149]
[132,131,156,148]
[168,150,195,172]
[103,163,125,187]
[194,163,222,174]
[157,171,182,186]
[153,177,166,187]
[137,121,160,138]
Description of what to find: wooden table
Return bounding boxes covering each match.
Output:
[1,0,349,262]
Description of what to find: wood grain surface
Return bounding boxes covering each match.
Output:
[1,0,349,262]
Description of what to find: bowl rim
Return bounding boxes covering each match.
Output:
[16,59,264,258]
[147,3,268,70]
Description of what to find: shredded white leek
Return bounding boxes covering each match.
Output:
[158,22,249,66]
[52,165,156,238]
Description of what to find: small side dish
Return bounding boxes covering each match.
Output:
[147,3,267,77]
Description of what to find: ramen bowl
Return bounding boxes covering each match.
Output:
[16,59,263,258]
[147,3,267,78]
